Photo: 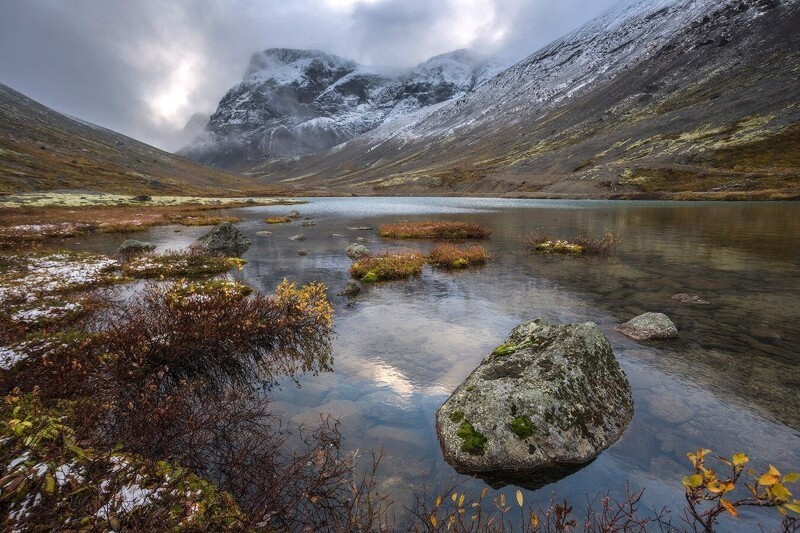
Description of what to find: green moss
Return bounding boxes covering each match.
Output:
[449,411,465,423]
[510,416,534,439]
[361,271,379,283]
[492,343,517,356]
[456,421,486,456]
[452,258,469,268]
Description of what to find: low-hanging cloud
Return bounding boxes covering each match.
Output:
[0,0,619,151]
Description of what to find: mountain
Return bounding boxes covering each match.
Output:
[178,48,504,169]
[0,83,283,196]
[245,0,800,199]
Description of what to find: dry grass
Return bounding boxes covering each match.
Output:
[0,203,267,249]
[428,243,490,269]
[349,250,425,282]
[265,216,293,224]
[379,221,490,240]
[525,230,620,257]
[121,248,244,279]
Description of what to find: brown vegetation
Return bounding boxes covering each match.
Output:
[525,230,620,257]
[428,243,490,269]
[265,216,293,224]
[380,221,490,240]
[349,250,426,282]
[121,248,243,279]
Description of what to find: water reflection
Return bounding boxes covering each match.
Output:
[65,198,800,529]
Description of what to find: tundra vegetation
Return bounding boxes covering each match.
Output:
[428,243,490,269]
[379,220,490,240]
[349,250,426,282]
[524,230,620,257]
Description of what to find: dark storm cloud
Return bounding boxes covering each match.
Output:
[0,0,619,151]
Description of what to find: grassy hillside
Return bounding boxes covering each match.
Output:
[0,84,285,196]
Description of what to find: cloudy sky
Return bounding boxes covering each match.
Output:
[0,0,620,151]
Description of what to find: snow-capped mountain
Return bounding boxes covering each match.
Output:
[245,0,800,198]
[179,48,504,168]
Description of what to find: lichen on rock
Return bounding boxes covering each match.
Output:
[435,318,633,489]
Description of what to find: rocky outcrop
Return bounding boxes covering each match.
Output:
[346,243,370,259]
[118,239,155,254]
[436,318,633,489]
[617,312,678,341]
[194,222,251,256]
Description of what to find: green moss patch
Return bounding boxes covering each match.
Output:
[449,410,465,423]
[510,415,534,439]
[492,343,517,356]
[122,250,244,279]
[456,421,487,456]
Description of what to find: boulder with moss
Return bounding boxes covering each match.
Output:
[194,222,251,256]
[616,312,677,341]
[436,318,633,489]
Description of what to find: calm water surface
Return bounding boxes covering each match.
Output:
[76,198,800,529]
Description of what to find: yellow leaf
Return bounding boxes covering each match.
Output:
[720,498,738,517]
[516,489,523,507]
[760,466,781,487]
[452,492,457,502]
[732,453,749,466]
[435,496,442,508]
[531,512,539,528]
[429,514,437,527]
[458,493,465,508]
[771,482,791,501]
[480,487,488,499]
[500,493,506,507]
[309,495,318,504]
[707,481,726,493]
[682,474,703,488]
[783,502,800,514]
[783,473,800,484]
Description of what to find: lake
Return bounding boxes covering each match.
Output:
[75,197,800,529]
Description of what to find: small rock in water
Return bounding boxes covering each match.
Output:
[118,239,156,254]
[287,210,301,219]
[297,250,308,256]
[332,233,345,238]
[348,226,372,231]
[671,293,710,305]
[194,222,251,256]
[616,312,677,341]
[436,318,633,489]
[256,230,273,237]
[346,243,370,259]
[300,219,316,227]
[289,234,307,241]
[356,236,370,243]
[337,280,362,296]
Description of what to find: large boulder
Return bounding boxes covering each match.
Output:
[617,312,677,341]
[346,243,370,259]
[118,239,156,254]
[436,318,633,489]
[194,222,251,256]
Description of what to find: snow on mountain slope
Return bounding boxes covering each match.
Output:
[245,0,800,199]
[179,48,505,169]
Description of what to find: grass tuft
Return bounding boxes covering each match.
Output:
[524,230,620,257]
[122,249,244,279]
[379,221,490,240]
[265,217,292,224]
[349,250,425,282]
[428,243,490,269]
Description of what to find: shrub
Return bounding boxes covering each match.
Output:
[428,243,490,268]
[379,221,490,240]
[525,230,620,257]
[121,248,244,279]
[349,251,425,282]
[265,216,292,224]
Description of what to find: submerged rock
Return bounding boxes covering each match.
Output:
[300,219,316,227]
[348,226,372,231]
[118,239,156,254]
[256,230,273,237]
[617,312,677,341]
[356,236,370,244]
[194,222,251,256]
[671,293,710,305]
[289,234,307,241]
[346,243,370,259]
[337,280,362,297]
[287,210,301,219]
[297,250,308,256]
[436,318,633,489]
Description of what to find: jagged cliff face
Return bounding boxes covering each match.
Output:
[179,48,503,169]
[243,0,800,199]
